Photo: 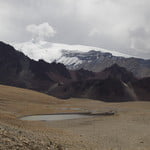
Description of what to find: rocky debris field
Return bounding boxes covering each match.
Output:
[0,123,64,150]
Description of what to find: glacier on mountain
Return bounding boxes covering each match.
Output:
[12,40,132,65]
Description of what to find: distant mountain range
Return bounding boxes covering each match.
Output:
[0,41,150,102]
[12,40,150,78]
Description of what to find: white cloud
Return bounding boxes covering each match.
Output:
[26,23,56,41]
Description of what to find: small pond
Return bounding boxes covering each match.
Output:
[20,111,116,122]
[21,113,91,121]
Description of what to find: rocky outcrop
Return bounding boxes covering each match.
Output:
[58,50,150,78]
[0,41,71,92]
[96,64,136,83]
[48,64,150,102]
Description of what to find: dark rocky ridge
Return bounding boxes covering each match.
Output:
[96,64,137,83]
[0,41,71,92]
[59,50,150,78]
[0,41,150,102]
[48,78,133,102]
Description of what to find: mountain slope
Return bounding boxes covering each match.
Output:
[48,65,139,101]
[132,77,150,100]
[48,78,135,102]
[12,40,131,62]
[58,50,150,78]
[0,41,150,102]
[12,41,150,78]
[97,64,136,83]
[0,41,71,92]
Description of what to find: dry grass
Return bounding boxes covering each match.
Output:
[0,85,89,149]
[0,84,150,150]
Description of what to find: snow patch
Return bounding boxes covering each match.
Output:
[57,56,83,66]
[12,40,132,64]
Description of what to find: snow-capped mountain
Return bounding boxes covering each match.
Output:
[12,40,150,78]
[12,40,131,63]
[1,41,150,101]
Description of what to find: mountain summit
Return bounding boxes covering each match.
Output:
[12,40,150,78]
[12,40,131,62]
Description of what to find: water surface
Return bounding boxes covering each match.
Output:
[21,114,91,121]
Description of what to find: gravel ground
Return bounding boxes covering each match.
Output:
[0,123,64,150]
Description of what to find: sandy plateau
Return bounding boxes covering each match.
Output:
[0,84,150,150]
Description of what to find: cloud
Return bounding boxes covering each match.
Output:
[129,27,150,55]
[26,23,56,41]
[0,0,150,58]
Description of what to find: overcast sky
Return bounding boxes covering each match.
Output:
[0,0,150,59]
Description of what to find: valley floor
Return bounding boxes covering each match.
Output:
[0,85,150,150]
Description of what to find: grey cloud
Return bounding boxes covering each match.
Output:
[129,27,150,57]
[0,0,150,59]
[129,28,150,39]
